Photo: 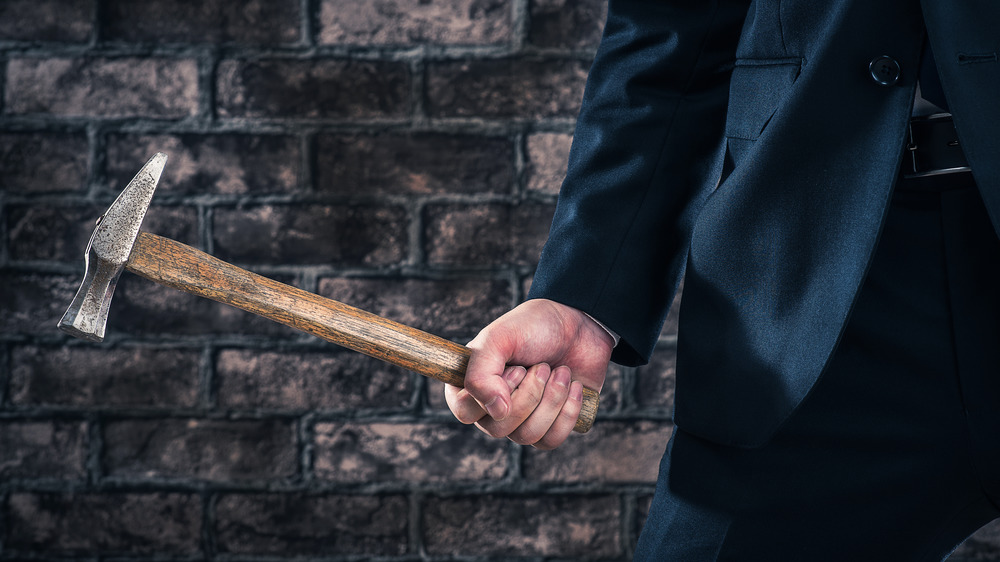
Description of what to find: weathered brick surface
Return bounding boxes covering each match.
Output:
[7,202,193,265]
[319,0,512,46]
[316,132,514,195]
[0,0,93,43]
[635,343,677,410]
[103,419,298,482]
[7,203,104,262]
[0,132,89,193]
[215,493,409,556]
[526,131,573,195]
[5,57,199,118]
[107,133,302,195]
[103,0,301,44]
[10,346,200,407]
[0,420,88,480]
[217,59,411,119]
[423,494,621,557]
[0,273,80,336]
[216,349,414,410]
[427,58,590,118]
[314,421,508,482]
[5,492,202,555]
[4,1,991,560]
[529,0,608,49]
[522,421,671,484]
[424,202,554,266]
[214,204,409,265]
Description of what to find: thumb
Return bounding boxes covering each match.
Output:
[464,335,516,422]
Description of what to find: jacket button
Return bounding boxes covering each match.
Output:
[869,55,901,86]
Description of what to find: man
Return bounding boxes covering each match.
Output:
[446,0,1000,559]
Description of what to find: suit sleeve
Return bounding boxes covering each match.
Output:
[527,0,750,366]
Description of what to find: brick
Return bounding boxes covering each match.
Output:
[636,495,653,547]
[107,133,301,195]
[426,380,452,411]
[0,132,89,193]
[7,202,103,263]
[103,0,299,44]
[635,343,676,410]
[318,0,511,45]
[424,202,554,266]
[103,418,297,482]
[522,421,670,484]
[529,0,607,50]
[0,0,92,43]
[217,59,410,119]
[526,132,572,195]
[8,202,196,263]
[313,422,508,482]
[213,204,408,266]
[0,420,88,480]
[108,273,301,339]
[597,362,624,413]
[317,276,511,336]
[423,494,621,557]
[130,204,200,243]
[215,493,408,556]
[427,58,589,118]
[0,273,79,336]
[5,57,198,118]
[216,349,414,410]
[10,346,200,408]
[5,492,201,555]
[316,132,513,196]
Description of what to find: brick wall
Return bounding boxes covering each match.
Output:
[0,1,997,561]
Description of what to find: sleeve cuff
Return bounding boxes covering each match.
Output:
[583,312,620,348]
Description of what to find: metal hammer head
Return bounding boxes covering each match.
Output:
[58,153,167,342]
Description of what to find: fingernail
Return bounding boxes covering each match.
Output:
[553,366,571,388]
[502,366,526,387]
[533,363,551,384]
[485,396,508,421]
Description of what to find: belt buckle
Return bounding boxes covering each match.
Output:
[904,113,971,178]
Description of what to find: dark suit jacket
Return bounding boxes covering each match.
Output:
[527,0,1000,447]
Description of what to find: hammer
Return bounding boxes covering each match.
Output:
[58,153,599,433]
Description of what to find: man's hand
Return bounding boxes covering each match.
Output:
[445,299,614,449]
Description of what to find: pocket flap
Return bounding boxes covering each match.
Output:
[725,59,802,141]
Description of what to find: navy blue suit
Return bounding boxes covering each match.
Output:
[529,0,1000,446]
[527,0,1000,557]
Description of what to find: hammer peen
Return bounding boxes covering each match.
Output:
[59,153,599,433]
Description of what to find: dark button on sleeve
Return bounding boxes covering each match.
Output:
[869,55,901,86]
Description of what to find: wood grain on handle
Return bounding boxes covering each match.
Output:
[127,231,598,433]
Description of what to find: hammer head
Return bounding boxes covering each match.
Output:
[58,153,167,342]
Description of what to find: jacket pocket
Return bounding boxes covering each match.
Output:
[724,58,802,141]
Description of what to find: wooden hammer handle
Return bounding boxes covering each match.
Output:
[127,231,599,433]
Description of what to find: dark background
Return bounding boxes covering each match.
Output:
[0,0,997,560]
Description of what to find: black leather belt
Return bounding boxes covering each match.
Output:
[902,113,970,178]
